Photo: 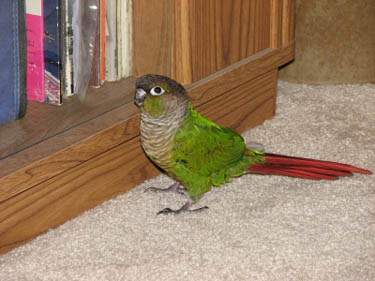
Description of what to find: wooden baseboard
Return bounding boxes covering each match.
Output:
[0,45,294,254]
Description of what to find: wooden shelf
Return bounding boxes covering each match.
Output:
[0,78,135,168]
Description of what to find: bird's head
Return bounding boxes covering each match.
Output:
[134,74,189,118]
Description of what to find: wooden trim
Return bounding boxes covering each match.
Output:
[270,0,295,49]
[270,0,283,48]
[282,0,295,47]
[0,45,294,254]
[173,0,192,84]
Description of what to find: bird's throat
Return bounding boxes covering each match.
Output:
[143,96,165,118]
[140,101,189,171]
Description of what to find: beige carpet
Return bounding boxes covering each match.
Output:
[1,82,374,281]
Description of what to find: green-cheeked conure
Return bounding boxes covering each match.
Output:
[134,74,372,214]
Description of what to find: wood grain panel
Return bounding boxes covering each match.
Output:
[198,70,277,132]
[133,0,174,76]
[173,0,192,84]
[281,0,295,47]
[0,115,140,203]
[176,0,272,83]
[0,138,160,254]
[133,0,276,83]
[187,47,294,104]
[270,0,295,48]
[270,0,283,48]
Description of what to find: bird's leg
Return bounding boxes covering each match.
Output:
[157,200,209,215]
[144,182,186,195]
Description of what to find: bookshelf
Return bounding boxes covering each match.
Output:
[0,0,295,254]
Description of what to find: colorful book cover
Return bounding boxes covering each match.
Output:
[26,0,45,102]
[44,0,62,105]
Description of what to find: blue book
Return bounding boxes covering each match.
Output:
[44,0,62,105]
[0,0,27,126]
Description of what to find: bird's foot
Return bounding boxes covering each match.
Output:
[145,182,186,195]
[157,201,209,215]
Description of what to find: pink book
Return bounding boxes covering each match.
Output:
[26,0,45,102]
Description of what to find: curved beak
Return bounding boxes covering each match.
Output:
[134,88,147,107]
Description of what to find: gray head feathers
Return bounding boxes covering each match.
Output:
[135,74,186,95]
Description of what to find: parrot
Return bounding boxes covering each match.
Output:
[134,74,372,214]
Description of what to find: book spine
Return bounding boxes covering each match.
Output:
[89,0,101,88]
[60,0,74,97]
[18,0,28,118]
[0,0,27,125]
[116,0,132,79]
[105,0,118,81]
[100,0,106,83]
[116,0,122,79]
[44,0,62,105]
[122,0,132,78]
[26,0,45,102]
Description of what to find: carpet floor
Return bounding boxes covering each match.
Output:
[1,82,374,281]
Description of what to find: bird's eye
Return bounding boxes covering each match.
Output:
[150,86,165,96]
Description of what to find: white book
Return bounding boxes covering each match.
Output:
[120,0,132,78]
[105,0,118,81]
[116,0,132,79]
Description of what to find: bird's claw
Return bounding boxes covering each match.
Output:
[157,208,174,215]
[144,183,186,195]
[144,186,160,193]
[157,205,209,215]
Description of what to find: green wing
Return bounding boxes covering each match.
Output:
[170,107,253,201]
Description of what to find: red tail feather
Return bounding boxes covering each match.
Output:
[248,153,372,180]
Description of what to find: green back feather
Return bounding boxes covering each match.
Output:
[169,105,264,201]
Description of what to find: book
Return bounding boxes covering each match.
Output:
[44,0,62,105]
[60,0,74,97]
[88,0,106,87]
[0,0,27,125]
[89,0,101,88]
[72,0,99,100]
[105,0,118,81]
[26,0,45,102]
[104,0,132,82]
[116,0,123,79]
[117,0,132,79]
[100,0,106,83]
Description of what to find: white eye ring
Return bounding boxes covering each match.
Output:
[150,86,165,96]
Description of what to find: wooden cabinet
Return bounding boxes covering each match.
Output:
[134,0,294,81]
[0,0,294,254]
